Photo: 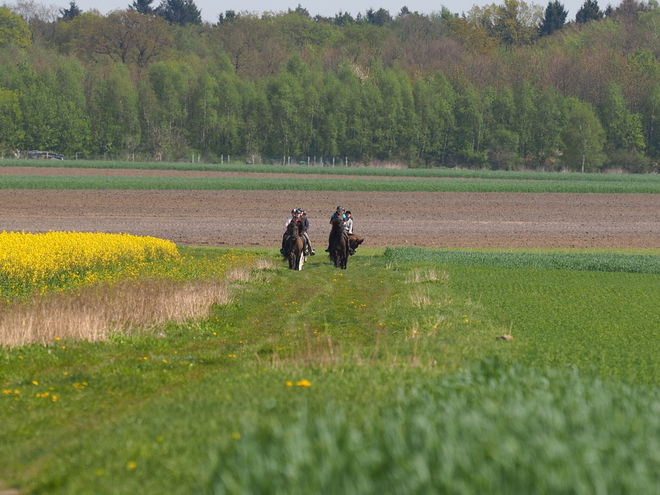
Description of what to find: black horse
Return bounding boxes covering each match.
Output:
[328,216,349,269]
[284,220,305,270]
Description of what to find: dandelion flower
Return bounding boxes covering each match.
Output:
[296,379,312,387]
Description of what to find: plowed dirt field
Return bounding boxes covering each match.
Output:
[2,167,659,249]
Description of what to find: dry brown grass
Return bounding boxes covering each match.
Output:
[0,258,276,348]
[0,279,230,347]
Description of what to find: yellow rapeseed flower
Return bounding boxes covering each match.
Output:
[0,231,180,297]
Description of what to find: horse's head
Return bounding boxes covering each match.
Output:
[286,219,297,233]
[330,216,344,232]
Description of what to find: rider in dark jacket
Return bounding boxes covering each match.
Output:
[326,206,347,252]
[281,208,301,255]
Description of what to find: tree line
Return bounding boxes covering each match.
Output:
[0,0,658,171]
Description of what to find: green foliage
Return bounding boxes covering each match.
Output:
[576,0,604,23]
[59,1,81,21]
[540,0,568,36]
[0,6,31,48]
[5,2,660,169]
[384,247,660,274]
[0,88,23,153]
[3,247,660,492]
[562,97,606,172]
[600,82,645,153]
[156,0,201,26]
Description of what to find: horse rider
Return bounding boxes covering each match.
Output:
[300,209,315,255]
[281,208,302,255]
[330,205,347,222]
[344,210,353,235]
[344,210,359,255]
[326,206,347,252]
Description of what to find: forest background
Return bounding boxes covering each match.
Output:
[0,0,659,171]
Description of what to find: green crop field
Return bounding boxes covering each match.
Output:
[4,173,660,194]
[3,159,660,193]
[2,245,660,493]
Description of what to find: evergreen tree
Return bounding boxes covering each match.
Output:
[365,8,392,26]
[217,10,236,24]
[156,0,201,26]
[540,0,567,36]
[129,0,155,15]
[333,11,354,25]
[576,0,603,23]
[59,0,81,21]
[290,4,310,18]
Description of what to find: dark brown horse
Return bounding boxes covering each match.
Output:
[347,233,365,255]
[284,220,305,270]
[328,217,349,269]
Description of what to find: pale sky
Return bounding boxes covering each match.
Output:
[68,0,590,24]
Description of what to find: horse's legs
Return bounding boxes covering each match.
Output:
[282,234,291,256]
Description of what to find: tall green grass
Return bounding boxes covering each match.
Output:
[25,365,660,495]
[385,246,660,273]
[3,247,660,493]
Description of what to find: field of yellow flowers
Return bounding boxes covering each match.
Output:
[0,232,268,347]
[0,231,180,299]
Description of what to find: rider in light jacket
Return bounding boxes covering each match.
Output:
[300,209,315,255]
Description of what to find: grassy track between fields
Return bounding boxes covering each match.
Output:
[2,247,660,493]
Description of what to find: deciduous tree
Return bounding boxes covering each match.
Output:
[599,82,645,152]
[0,5,32,47]
[0,88,23,153]
[562,97,606,172]
[81,10,173,67]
